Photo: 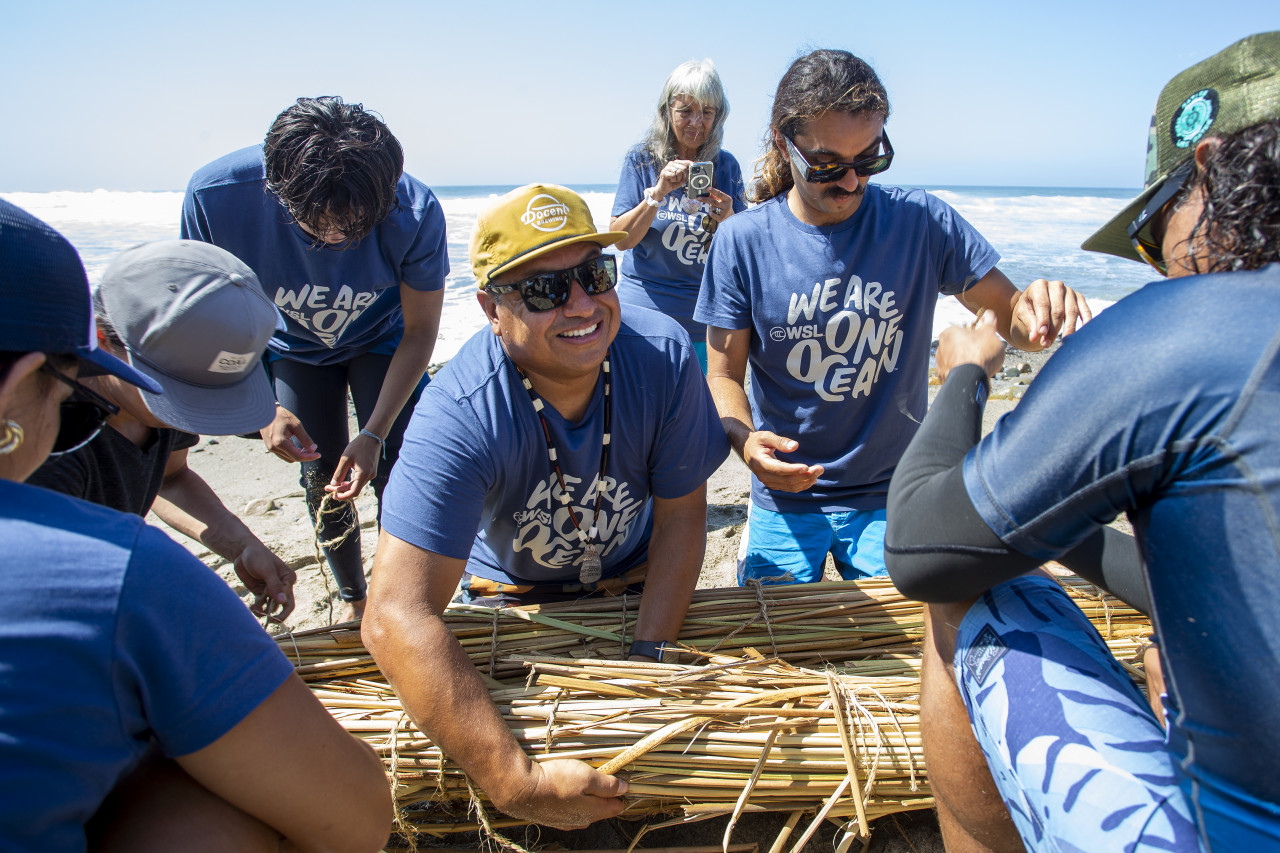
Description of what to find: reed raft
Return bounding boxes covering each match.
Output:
[287,575,1151,846]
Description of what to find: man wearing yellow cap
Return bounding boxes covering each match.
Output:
[362,185,729,827]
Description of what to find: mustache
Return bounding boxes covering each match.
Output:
[823,183,866,200]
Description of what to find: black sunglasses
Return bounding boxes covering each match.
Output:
[1126,160,1194,277]
[485,255,618,313]
[40,364,121,457]
[784,131,894,183]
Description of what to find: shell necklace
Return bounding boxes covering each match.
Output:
[515,354,612,584]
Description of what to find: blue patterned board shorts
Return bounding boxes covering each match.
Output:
[954,576,1204,852]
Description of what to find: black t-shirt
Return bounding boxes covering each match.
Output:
[27,426,200,517]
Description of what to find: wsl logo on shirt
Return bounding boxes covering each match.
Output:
[510,473,643,569]
[272,284,379,347]
[768,274,903,402]
[654,193,711,267]
[521,194,571,232]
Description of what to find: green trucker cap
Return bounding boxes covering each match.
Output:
[1082,31,1280,262]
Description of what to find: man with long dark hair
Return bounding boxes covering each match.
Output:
[182,96,448,620]
[884,32,1280,851]
[694,49,1090,588]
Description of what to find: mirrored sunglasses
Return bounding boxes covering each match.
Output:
[40,364,121,457]
[784,131,894,183]
[1126,160,1194,277]
[485,255,618,313]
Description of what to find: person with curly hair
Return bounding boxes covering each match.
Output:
[182,96,449,620]
[694,49,1090,588]
[885,31,1280,851]
[609,59,746,371]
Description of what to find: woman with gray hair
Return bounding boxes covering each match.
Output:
[610,59,746,371]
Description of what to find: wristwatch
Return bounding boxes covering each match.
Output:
[643,188,661,208]
[628,639,669,661]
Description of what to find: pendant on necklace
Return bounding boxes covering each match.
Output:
[578,542,603,585]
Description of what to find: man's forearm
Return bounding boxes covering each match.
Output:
[632,488,707,648]
[707,375,754,458]
[365,609,534,805]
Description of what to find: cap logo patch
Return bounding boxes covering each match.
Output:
[1170,88,1218,149]
[520,194,571,232]
[208,350,254,374]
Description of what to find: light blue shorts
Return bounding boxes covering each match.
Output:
[955,575,1203,851]
[737,504,887,586]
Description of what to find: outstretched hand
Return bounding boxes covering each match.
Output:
[495,758,628,830]
[743,431,823,493]
[1008,278,1092,350]
[936,310,1007,383]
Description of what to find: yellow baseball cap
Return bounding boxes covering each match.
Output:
[469,184,626,287]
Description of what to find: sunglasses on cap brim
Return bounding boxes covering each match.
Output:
[484,255,618,313]
[40,364,121,457]
[784,132,894,183]
[1126,160,1194,276]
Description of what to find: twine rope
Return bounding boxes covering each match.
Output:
[311,492,359,626]
[708,573,790,655]
[466,777,535,853]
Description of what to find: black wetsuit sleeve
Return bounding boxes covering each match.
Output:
[885,363,1149,614]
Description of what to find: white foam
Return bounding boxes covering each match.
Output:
[1,190,184,227]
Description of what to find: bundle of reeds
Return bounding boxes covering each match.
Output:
[321,655,932,848]
[301,575,1151,848]
[278,575,1149,686]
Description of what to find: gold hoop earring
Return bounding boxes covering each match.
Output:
[0,419,23,455]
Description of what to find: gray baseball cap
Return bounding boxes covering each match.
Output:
[96,240,281,435]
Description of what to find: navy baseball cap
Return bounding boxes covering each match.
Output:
[0,198,161,393]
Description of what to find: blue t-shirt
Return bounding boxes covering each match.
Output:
[0,479,294,852]
[382,306,729,585]
[963,264,1280,844]
[612,146,746,342]
[181,146,449,366]
[694,187,999,514]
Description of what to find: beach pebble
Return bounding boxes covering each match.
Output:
[244,497,279,515]
[1002,367,1021,379]
[1017,361,1032,374]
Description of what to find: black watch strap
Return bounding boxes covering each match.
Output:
[628,640,667,661]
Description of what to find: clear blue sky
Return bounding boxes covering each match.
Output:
[3,1,1275,191]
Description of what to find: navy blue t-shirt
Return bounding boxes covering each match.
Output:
[382,306,729,585]
[181,146,449,365]
[696,187,999,513]
[0,479,294,851]
[964,264,1280,829]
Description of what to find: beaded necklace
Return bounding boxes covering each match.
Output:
[515,353,612,584]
